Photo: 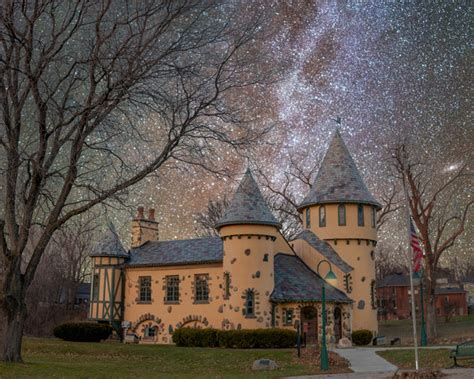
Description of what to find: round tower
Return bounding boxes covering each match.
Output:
[89,223,128,333]
[215,169,281,330]
[298,130,381,335]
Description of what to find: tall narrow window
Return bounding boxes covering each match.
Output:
[92,273,100,301]
[195,274,209,302]
[245,290,255,316]
[139,276,152,302]
[165,276,180,302]
[305,208,311,228]
[338,204,346,226]
[371,280,377,309]
[371,207,376,228]
[319,206,326,227]
[224,272,230,299]
[358,204,364,226]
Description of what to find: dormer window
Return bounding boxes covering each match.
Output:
[358,204,364,226]
[338,204,346,226]
[319,206,326,227]
[305,208,311,228]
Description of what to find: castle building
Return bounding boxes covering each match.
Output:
[89,130,380,344]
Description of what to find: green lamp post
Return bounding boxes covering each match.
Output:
[317,259,337,371]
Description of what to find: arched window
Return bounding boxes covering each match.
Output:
[358,204,364,226]
[319,206,326,227]
[245,290,255,317]
[338,204,346,226]
[371,207,377,228]
[305,208,311,228]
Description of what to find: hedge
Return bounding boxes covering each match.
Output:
[172,328,296,348]
[53,322,113,342]
[351,329,373,346]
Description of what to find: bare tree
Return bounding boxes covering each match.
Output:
[393,144,473,339]
[194,196,230,237]
[0,0,277,362]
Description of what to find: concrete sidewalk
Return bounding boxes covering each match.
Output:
[333,348,397,373]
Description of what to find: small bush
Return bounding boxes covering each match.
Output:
[172,328,296,348]
[351,329,373,346]
[53,322,113,342]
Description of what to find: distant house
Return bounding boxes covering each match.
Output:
[376,273,467,320]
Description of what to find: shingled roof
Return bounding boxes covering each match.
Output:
[271,253,352,303]
[128,237,223,267]
[215,169,281,229]
[298,130,381,211]
[294,230,353,274]
[90,223,128,258]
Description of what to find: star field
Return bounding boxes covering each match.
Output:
[109,2,472,265]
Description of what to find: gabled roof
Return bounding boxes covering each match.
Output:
[128,237,223,267]
[294,230,353,274]
[215,169,281,229]
[90,223,128,258]
[271,253,352,303]
[377,273,410,287]
[298,130,381,211]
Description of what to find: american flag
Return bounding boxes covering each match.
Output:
[410,219,424,273]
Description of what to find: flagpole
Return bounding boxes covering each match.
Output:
[402,163,420,371]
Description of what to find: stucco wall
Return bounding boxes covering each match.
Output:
[300,203,378,335]
[123,263,224,343]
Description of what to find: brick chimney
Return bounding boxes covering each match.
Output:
[130,206,159,248]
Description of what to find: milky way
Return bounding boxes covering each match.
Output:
[110,1,472,265]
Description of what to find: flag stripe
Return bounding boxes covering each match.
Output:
[410,219,424,273]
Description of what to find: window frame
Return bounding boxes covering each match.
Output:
[165,275,180,303]
[245,290,255,317]
[305,208,311,228]
[283,309,293,326]
[319,206,326,227]
[224,272,230,299]
[139,276,152,303]
[371,206,377,228]
[338,204,346,226]
[194,274,209,303]
[358,204,364,226]
[92,273,100,301]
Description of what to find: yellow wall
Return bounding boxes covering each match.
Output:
[220,224,278,329]
[300,203,378,335]
[89,256,125,322]
[123,263,223,343]
[275,302,352,346]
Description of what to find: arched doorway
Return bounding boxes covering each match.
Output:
[301,306,318,345]
[334,306,342,342]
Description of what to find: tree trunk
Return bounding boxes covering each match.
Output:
[425,277,438,341]
[2,301,26,362]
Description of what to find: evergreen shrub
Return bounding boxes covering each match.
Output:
[172,327,296,348]
[53,322,113,342]
[351,329,373,345]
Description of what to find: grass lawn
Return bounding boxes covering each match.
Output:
[0,337,349,379]
[377,348,474,370]
[379,315,474,344]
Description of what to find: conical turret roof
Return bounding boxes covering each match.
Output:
[215,169,281,229]
[90,222,128,258]
[298,130,381,211]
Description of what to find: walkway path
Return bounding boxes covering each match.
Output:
[332,347,397,373]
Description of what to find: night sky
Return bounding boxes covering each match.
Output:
[111,2,472,264]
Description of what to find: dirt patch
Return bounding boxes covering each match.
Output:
[391,369,446,378]
[292,346,352,374]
